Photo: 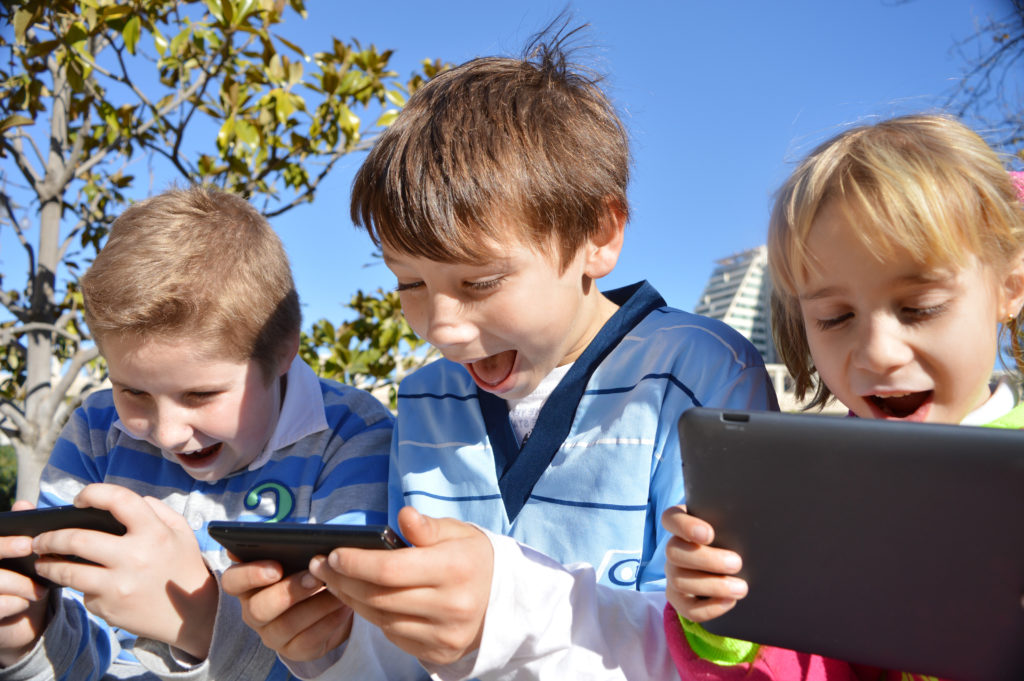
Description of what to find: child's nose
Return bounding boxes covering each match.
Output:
[424,293,476,349]
[853,316,913,373]
[149,404,194,451]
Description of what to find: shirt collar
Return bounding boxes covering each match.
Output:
[247,356,328,470]
[960,378,1016,426]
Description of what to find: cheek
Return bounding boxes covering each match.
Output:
[111,398,147,434]
[396,295,427,336]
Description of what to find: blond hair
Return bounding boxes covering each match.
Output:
[768,114,1024,409]
[81,185,301,381]
[350,25,630,269]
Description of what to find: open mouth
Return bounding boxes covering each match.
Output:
[467,350,517,389]
[868,391,932,419]
[176,443,223,464]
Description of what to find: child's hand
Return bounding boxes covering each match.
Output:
[309,506,493,667]
[662,505,748,622]
[221,560,353,662]
[0,501,51,667]
[30,483,217,659]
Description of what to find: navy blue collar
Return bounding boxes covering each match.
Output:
[478,281,666,521]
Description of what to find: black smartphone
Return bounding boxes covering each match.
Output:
[208,521,408,575]
[0,506,127,583]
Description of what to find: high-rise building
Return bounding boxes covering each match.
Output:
[694,245,777,364]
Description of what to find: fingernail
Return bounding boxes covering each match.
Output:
[692,526,711,544]
[300,573,321,589]
[12,537,31,553]
[728,578,748,596]
[262,566,280,581]
[722,553,742,570]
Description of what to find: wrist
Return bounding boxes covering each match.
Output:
[171,570,219,660]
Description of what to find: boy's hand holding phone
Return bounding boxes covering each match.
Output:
[662,505,748,623]
[0,501,51,667]
[30,483,218,659]
[221,559,354,663]
[310,506,493,667]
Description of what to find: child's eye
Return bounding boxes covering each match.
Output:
[465,276,504,292]
[120,388,147,398]
[186,391,219,402]
[394,281,424,292]
[900,303,948,323]
[815,312,853,331]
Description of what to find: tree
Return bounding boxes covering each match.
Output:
[300,289,438,410]
[0,0,440,502]
[948,0,1024,160]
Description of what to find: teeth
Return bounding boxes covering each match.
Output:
[873,393,912,399]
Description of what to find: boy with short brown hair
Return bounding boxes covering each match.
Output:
[225,25,777,681]
[0,186,392,680]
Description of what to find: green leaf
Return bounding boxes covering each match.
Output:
[123,15,141,55]
[205,0,225,24]
[13,9,34,46]
[0,115,34,133]
[152,27,169,56]
[236,118,259,146]
[375,109,398,127]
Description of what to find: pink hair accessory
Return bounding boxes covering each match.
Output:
[1011,171,1024,202]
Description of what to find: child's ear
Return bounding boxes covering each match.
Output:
[583,199,626,279]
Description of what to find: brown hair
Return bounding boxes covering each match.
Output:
[768,114,1024,409]
[350,24,630,269]
[81,185,301,381]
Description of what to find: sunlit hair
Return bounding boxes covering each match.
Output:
[768,114,1024,409]
[81,185,301,383]
[350,21,630,270]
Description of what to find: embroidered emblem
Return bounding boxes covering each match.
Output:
[245,481,295,522]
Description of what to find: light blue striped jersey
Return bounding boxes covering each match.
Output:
[388,281,779,593]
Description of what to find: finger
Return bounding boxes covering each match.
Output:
[221,561,286,597]
[243,571,327,626]
[255,589,347,651]
[275,602,353,662]
[32,554,109,594]
[661,505,714,545]
[397,506,481,548]
[30,524,123,569]
[10,500,35,512]
[0,535,34,558]
[666,565,748,601]
[0,567,49,603]
[668,594,740,623]
[73,483,154,532]
[665,535,742,575]
[140,496,192,533]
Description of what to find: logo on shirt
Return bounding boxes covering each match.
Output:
[597,549,642,587]
[245,481,295,522]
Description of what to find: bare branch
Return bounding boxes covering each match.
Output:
[0,400,28,434]
[263,137,378,218]
[0,322,85,343]
[47,344,101,419]
[1,130,43,191]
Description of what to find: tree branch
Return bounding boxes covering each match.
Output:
[47,344,101,421]
[0,400,28,435]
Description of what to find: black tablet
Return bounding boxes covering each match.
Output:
[208,521,408,575]
[678,407,1024,681]
[0,506,127,583]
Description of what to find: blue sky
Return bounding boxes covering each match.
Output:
[274,0,1021,326]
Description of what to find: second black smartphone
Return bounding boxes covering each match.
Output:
[208,520,408,575]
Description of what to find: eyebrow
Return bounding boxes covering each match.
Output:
[800,272,953,301]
